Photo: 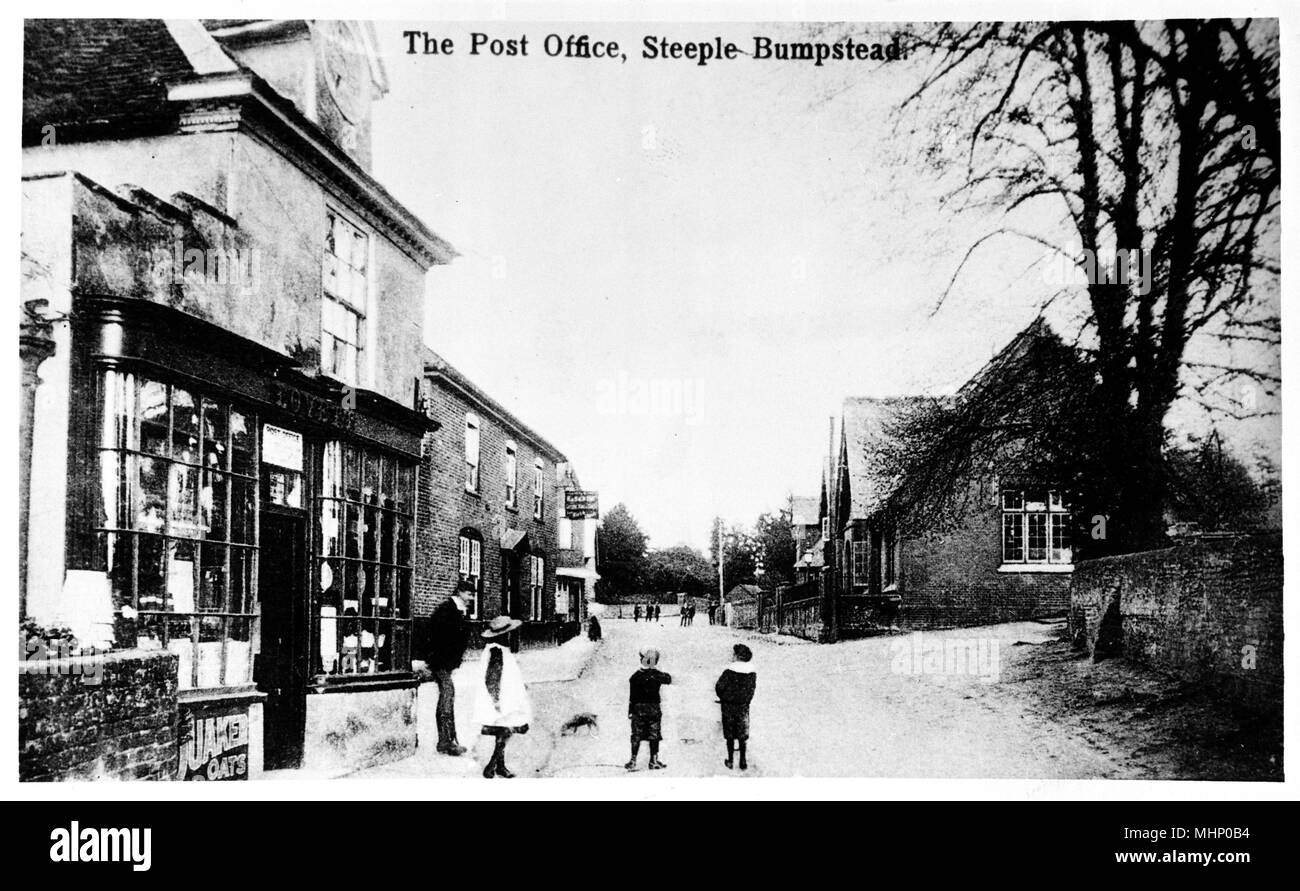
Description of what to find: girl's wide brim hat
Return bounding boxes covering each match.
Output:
[482,615,523,639]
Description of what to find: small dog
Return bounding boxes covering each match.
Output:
[560,713,599,736]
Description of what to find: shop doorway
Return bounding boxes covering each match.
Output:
[257,510,307,770]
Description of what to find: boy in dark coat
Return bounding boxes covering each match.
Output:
[715,644,757,770]
[626,648,672,771]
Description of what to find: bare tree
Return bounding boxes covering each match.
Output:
[880,20,1279,551]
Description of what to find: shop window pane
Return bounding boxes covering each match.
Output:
[200,543,227,612]
[362,506,377,561]
[202,399,228,471]
[392,621,410,673]
[266,467,303,509]
[342,561,360,617]
[197,616,224,688]
[102,370,135,450]
[321,441,343,499]
[360,563,376,615]
[396,517,411,566]
[140,380,168,457]
[137,457,167,533]
[230,479,255,544]
[100,451,127,529]
[230,411,255,476]
[339,618,360,674]
[172,388,199,464]
[319,558,343,612]
[319,499,342,556]
[397,570,412,618]
[344,446,362,501]
[381,457,395,510]
[226,617,253,686]
[167,540,198,613]
[374,620,391,673]
[204,471,228,542]
[359,618,379,673]
[363,452,379,505]
[137,534,165,611]
[344,503,360,558]
[378,567,393,616]
[170,465,202,536]
[136,612,166,652]
[319,606,339,675]
[380,510,394,565]
[167,615,196,690]
[230,547,253,615]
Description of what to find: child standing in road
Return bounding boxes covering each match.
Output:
[715,644,757,770]
[626,648,672,771]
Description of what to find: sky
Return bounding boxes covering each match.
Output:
[369,20,1281,551]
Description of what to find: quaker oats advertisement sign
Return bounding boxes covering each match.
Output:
[177,702,251,782]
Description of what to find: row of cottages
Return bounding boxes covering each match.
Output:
[787,321,1079,641]
[19,19,595,780]
[416,349,594,645]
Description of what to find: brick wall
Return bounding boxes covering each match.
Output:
[19,649,178,781]
[1069,533,1282,715]
[415,377,560,634]
[896,483,1072,629]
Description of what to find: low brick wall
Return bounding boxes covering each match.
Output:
[19,649,179,781]
[1069,533,1282,714]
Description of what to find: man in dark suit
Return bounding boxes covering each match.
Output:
[427,580,474,755]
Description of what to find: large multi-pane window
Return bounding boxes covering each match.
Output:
[852,540,870,586]
[322,210,368,387]
[99,370,257,690]
[317,443,415,675]
[1001,489,1072,565]
[458,531,483,619]
[529,554,545,621]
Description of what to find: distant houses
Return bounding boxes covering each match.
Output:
[785,321,1082,641]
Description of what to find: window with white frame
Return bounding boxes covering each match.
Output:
[533,458,544,519]
[504,441,518,507]
[322,210,367,387]
[464,413,480,492]
[1001,489,1072,565]
[458,532,482,618]
[529,554,544,621]
[852,540,871,586]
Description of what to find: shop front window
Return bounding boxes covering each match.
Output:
[318,442,415,676]
[99,370,258,690]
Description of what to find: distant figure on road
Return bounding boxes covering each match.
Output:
[716,643,757,771]
[473,615,531,779]
[633,604,641,623]
[626,648,672,771]
[687,604,696,626]
[588,616,602,642]
[708,602,717,625]
[680,604,689,627]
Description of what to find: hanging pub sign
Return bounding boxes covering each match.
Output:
[564,490,600,519]
[178,701,251,781]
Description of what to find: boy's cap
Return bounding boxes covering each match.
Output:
[732,644,753,662]
[639,648,660,667]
